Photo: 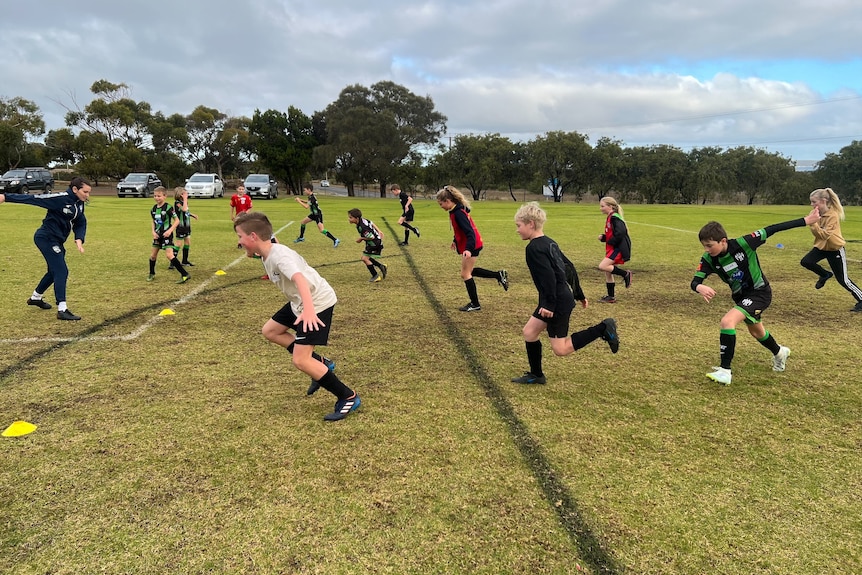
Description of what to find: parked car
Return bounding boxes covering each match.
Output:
[185,173,225,198]
[117,172,162,197]
[0,167,54,194]
[320,179,330,187]
[244,174,278,199]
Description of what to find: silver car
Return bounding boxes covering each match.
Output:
[244,174,278,199]
[117,172,161,198]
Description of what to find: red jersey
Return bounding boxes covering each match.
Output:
[231,193,253,214]
[449,203,483,254]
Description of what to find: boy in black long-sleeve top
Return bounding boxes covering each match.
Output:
[511,202,619,385]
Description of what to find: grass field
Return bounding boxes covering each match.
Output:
[1,193,861,574]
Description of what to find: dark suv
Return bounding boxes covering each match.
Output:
[0,167,54,194]
[117,173,162,198]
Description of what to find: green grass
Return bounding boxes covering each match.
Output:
[1,194,861,574]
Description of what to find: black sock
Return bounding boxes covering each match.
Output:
[526,340,543,377]
[366,263,377,276]
[719,330,736,370]
[611,266,627,277]
[149,259,156,274]
[325,231,337,242]
[316,370,353,400]
[172,259,188,276]
[403,230,410,243]
[182,246,190,263]
[472,268,499,279]
[758,330,781,355]
[571,323,604,351]
[606,282,616,298]
[372,260,385,270]
[465,278,479,305]
[298,225,306,238]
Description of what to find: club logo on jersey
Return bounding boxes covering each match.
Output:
[741,298,753,307]
[731,270,745,282]
[734,252,745,262]
[750,230,763,240]
[63,205,74,216]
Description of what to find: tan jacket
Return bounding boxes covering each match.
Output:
[809,209,845,251]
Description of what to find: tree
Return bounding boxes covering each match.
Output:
[589,137,626,199]
[180,106,250,179]
[322,81,446,197]
[0,96,45,170]
[815,140,862,204]
[248,107,318,195]
[500,141,530,201]
[527,131,591,202]
[446,133,513,200]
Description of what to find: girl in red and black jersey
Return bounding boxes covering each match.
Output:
[436,185,508,312]
[597,196,632,303]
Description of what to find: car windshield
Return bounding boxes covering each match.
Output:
[245,175,268,183]
[124,174,148,182]
[2,170,27,178]
[188,175,214,183]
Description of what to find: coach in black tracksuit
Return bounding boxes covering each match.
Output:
[0,176,91,321]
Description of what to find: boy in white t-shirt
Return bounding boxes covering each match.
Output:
[234,211,360,421]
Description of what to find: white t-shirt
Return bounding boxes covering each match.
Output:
[263,244,337,314]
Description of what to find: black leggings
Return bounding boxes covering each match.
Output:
[800,247,862,302]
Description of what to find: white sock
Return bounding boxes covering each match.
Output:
[32,291,43,300]
[58,302,68,312]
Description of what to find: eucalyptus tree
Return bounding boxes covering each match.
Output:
[0,96,45,170]
[527,131,592,202]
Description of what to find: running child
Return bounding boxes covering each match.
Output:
[391,183,420,246]
[348,208,388,282]
[230,184,253,248]
[691,209,820,385]
[436,185,508,312]
[234,211,359,421]
[148,186,190,283]
[597,196,632,303]
[293,182,340,247]
[511,202,619,384]
[801,187,862,312]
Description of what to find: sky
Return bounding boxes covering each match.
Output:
[2,0,861,163]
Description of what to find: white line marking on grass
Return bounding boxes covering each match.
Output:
[626,221,697,234]
[0,222,295,345]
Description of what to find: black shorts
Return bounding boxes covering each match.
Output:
[732,288,772,324]
[531,305,574,338]
[308,213,323,224]
[363,243,383,257]
[176,225,191,239]
[271,304,335,346]
[401,209,415,222]
[463,246,483,257]
[153,235,177,250]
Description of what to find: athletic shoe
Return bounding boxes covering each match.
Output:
[167,262,176,270]
[260,275,270,280]
[27,298,52,310]
[57,309,81,321]
[323,394,361,421]
[380,263,388,279]
[511,372,547,384]
[853,301,862,313]
[183,261,194,267]
[624,270,633,289]
[600,318,620,354]
[293,237,305,243]
[459,302,482,312]
[333,239,341,248]
[815,272,833,289]
[414,227,420,238]
[772,346,791,372]
[147,274,155,282]
[176,275,191,284]
[369,274,381,283]
[307,359,336,396]
[498,269,509,291]
[706,367,732,385]
[598,295,616,304]
[398,241,408,246]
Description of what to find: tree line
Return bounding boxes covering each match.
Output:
[1,79,860,204]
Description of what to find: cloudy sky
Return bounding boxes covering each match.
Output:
[3,0,861,162]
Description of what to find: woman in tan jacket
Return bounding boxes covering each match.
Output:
[801,187,862,312]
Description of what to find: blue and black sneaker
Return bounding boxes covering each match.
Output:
[511,372,547,384]
[323,393,361,421]
[600,318,619,354]
[307,358,336,396]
